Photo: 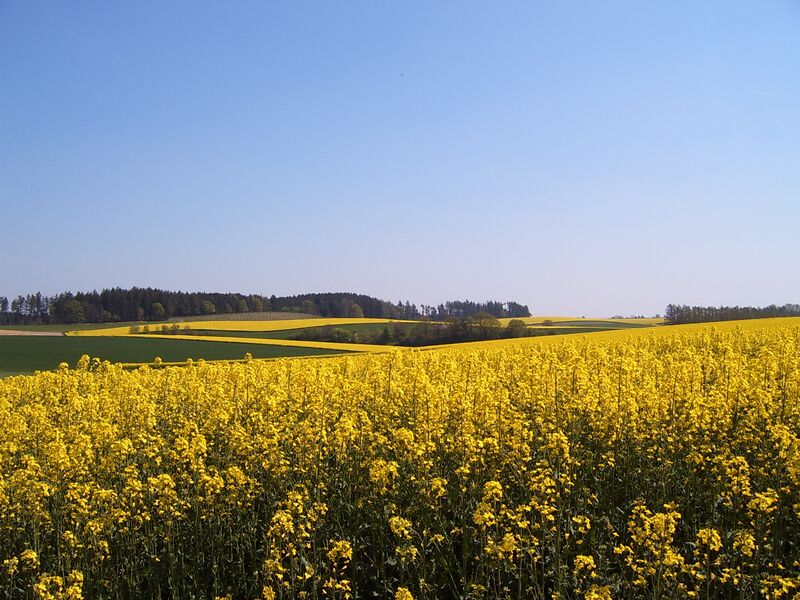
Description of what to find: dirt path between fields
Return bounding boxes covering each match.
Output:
[0,329,63,336]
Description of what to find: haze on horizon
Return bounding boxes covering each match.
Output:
[1,2,798,317]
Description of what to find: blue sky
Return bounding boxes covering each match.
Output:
[1,1,798,316]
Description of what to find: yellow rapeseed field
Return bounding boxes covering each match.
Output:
[1,320,799,599]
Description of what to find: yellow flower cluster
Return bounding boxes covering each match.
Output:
[1,321,799,598]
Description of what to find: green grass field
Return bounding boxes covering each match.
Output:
[0,336,348,377]
[250,323,622,340]
[168,311,317,322]
[153,322,411,340]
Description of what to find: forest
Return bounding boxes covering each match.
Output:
[664,303,800,324]
[0,288,531,325]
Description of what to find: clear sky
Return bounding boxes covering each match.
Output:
[1,2,798,316]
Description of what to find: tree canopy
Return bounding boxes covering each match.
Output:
[664,303,800,325]
[0,288,531,325]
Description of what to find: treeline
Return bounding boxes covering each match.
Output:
[419,300,530,320]
[287,315,536,347]
[664,303,800,325]
[0,288,530,325]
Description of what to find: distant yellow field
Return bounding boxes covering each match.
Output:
[133,333,393,354]
[430,316,800,351]
[67,318,408,337]
[497,316,665,326]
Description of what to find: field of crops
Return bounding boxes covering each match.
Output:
[1,319,799,599]
[0,317,663,377]
[0,319,397,376]
[0,336,350,378]
[64,318,403,337]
